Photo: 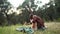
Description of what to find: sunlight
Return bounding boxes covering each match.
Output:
[8,0,50,8]
[8,0,50,14]
[35,0,50,7]
[34,0,50,11]
[8,0,25,8]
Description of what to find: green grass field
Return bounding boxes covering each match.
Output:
[0,22,60,34]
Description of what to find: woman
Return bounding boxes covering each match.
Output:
[30,14,45,30]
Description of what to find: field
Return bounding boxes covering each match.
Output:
[0,22,60,34]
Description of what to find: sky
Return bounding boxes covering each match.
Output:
[7,0,50,14]
[8,0,25,8]
[35,0,50,7]
[8,0,50,8]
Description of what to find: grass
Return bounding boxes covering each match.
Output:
[0,22,60,34]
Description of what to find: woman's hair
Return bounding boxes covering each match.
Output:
[30,14,33,19]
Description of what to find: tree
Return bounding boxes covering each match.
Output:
[0,0,12,26]
[54,0,60,18]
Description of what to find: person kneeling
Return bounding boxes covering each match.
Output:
[30,14,45,30]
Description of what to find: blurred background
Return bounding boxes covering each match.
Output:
[0,0,60,26]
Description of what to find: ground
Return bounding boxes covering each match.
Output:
[0,22,60,34]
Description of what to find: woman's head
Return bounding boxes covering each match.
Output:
[30,14,33,19]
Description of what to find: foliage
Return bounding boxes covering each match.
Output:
[17,0,60,23]
[0,0,60,26]
[0,0,12,26]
